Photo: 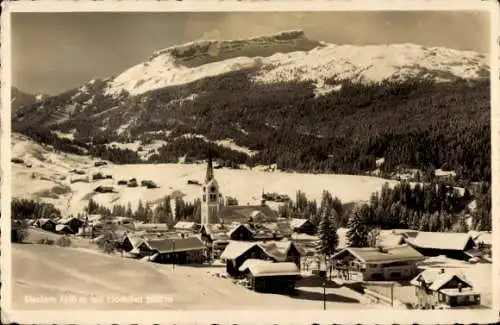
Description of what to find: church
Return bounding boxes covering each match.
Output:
[200,149,279,226]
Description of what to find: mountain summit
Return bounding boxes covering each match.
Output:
[104,30,488,97]
[13,30,491,182]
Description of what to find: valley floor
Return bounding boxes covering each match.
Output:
[11,244,387,311]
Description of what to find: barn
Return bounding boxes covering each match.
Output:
[403,232,476,260]
[239,259,301,293]
[145,236,206,264]
[220,241,276,277]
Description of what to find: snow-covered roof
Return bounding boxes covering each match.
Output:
[238,259,300,277]
[146,237,205,253]
[174,221,197,230]
[410,269,473,292]
[332,245,424,264]
[220,241,261,260]
[55,224,72,232]
[405,232,474,251]
[290,218,310,229]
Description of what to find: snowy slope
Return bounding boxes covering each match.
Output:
[105,30,488,97]
[11,132,398,216]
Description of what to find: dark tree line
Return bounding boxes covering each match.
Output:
[84,195,202,225]
[11,198,62,220]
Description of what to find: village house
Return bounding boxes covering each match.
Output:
[403,232,476,261]
[469,231,492,250]
[55,224,74,235]
[410,268,481,309]
[331,245,424,281]
[144,236,207,264]
[120,234,151,256]
[220,241,276,277]
[228,223,255,241]
[134,223,169,233]
[238,259,302,293]
[58,217,84,234]
[289,218,316,235]
[219,204,279,224]
[34,218,57,232]
[174,221,199,233]
[260,240,302,268]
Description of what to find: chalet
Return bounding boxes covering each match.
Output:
[410,269,481,309]
[94,186,115,193]
[238,259,301,293]
[228,223,254,241]
[87,214,104,225]
[260,240,302,268]
[469,231,492,249]
[35,218,57,232]
[55,224,74,235]
[174,221,199,233]
[403,232,476,260]
[331,245,424,281]
[145,236,206,264]
[219,205,279,224]
[113,216,135,226]
[120,234,149,255]
[58,217,84,233]
[134,223,169,233]
[220,241,276,277]
[290,218,316,235]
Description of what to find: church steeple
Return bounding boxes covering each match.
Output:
[206,146,214,183]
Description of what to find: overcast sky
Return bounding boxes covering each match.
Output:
[12,11,490,95]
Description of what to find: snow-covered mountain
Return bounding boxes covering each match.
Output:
[12,30,491,181]
[11,87,48,114]
[105,30,488,97]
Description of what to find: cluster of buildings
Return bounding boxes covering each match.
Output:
[21,153,492,308]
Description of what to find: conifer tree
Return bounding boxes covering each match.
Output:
[315,208,339,278]
[347,204,370,247]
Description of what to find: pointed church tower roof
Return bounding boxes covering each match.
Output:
[206,146,214,183]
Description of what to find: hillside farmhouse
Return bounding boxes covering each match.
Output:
[403,232,476,260]
[55,224,74,235]
[331,245,424,281]
[410,269,481,309]
[220,240,302,277]
[34,218,57,232]
[144,236,207,264]
[220,242,276,277]
[289,218,316,235]
[239,259,302,293]
[58,217,84,233]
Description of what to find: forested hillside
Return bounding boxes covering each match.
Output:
[14,69,490,183]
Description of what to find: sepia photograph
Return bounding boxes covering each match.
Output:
[1,0,499,324]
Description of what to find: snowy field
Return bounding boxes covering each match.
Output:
[11,244,388,310]
[11,133,398,216]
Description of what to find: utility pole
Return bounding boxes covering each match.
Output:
[172,240,176,270]
[323,281,326,310]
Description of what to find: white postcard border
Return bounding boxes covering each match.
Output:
[1,1,499,324]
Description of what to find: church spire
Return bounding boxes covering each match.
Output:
[206,146,214,183]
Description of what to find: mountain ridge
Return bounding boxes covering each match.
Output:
[12,30,491,182]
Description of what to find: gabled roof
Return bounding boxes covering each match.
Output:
[332,245,424,264]
[290,218,311,229]
[238,259,300,277]
[259,240,302,262]
[55,224,72,232]
[37,218,56,226]
[134,223,169,231]
[220,241,262,260]
[58,217,83,225]
[145,236,205,253]
[219,205,279,223]
[174,221,197,230]
[228,223,255,237]
[410,269,474,291]
[404,232,474,251]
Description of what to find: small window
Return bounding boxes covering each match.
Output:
[469,296,475,303]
